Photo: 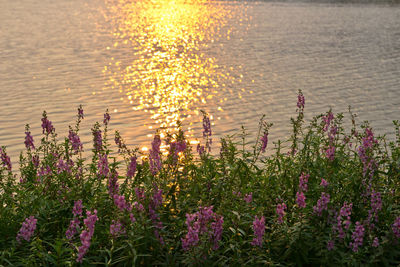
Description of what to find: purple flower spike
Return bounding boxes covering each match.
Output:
[261,132,268,153]
[24,131,35,150]
[16,216,37,243]
[0,148,12,171]
[251,215,265,247]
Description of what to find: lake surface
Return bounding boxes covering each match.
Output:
[1,0,399,165]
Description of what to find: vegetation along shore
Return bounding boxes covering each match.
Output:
[1,91,400,266]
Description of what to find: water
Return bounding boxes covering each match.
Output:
[1,0,399,166]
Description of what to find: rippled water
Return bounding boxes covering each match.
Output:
[1,0,399,165]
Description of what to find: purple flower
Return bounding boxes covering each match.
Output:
[327,240,335,251]
[197,144,205,156]
[276,203,287,224]
[73,200,83,217]
[68,130,82,153]
[149,135,162,175]
[320,178,329,188]
[392,216,400,239]
[299,172,309,192]
[108,171,120,196]
[24,131,35,150]
[97,154,109,177]
[182,206,223,251]
[32,155,40,168]
[296,191,306,208]
[261,132,268,153]
[77,210,98,263]
[113,194,132,212]
[127,156,137,179]
[297,91,305,109]
[325,146,335,161]
[16,216,37,243]
[57,158,72,174]
[323,112,334,132]
[313,192,330,216]
[78,105,84,120]
[251,215,265,247]
[244,193,253,203]
[92,129,102,152]
[358,128,378,177]
[66,218,80,240]
[110,220,126,237]
[370,190,382,219]
[210,215,224,250]
[41,113,54,135]
[0,147,12,171]
[103,111,111,125]
[372,237,379,247]
[350,221,365,252]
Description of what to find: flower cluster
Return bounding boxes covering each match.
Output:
[168,140,187,163]
[66,200,83,240]
[108,171,120,196]
[0,147,12,171]
[149,135,162,175]
[78,105,84,120]
[77,210,98,263]
[68,130,82,153]
[298,173,309,192]
[261,132,268,153]
[148,186,164,245]
[24,130,35,150]
[358,128,378,177]
[320,178,329,188]
[110,220,126,237]
[367,190,382,228]
[313,192,330,216]
[349,221,365,252]
[244,193,253,203]
[334,202,353,239]
[296,172,309,208]
[297,91,305,110]
[41,113,54,135]
[182,206,224,251]
[322,111,334,132]
[92,129,102,152]
[16,216,37,243]
[127,156,137,179]
[276,203,287,224]
[97,154,109,177]
[325,146,335,161]
[103,111,110,126]
[392,216,400,239]
[251,215,265,247]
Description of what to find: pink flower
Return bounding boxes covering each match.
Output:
[276,203,287,224]
[244,193,253,203]
[149,135,162,175]
[296,191,306,208]
[320,178,329,188]
[127,156,137,179]
[261,132,268,153]
[24,131,35,150]
[16,216,37,243]
[299,172,309,192]
[251,215,265,247]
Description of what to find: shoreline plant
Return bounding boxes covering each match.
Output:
[1,92,400,265]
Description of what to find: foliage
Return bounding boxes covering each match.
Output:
[1,96,400,266]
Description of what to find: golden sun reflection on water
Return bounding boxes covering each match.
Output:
[102,0,244,145]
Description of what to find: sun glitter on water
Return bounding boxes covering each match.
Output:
[100,0,246,146]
